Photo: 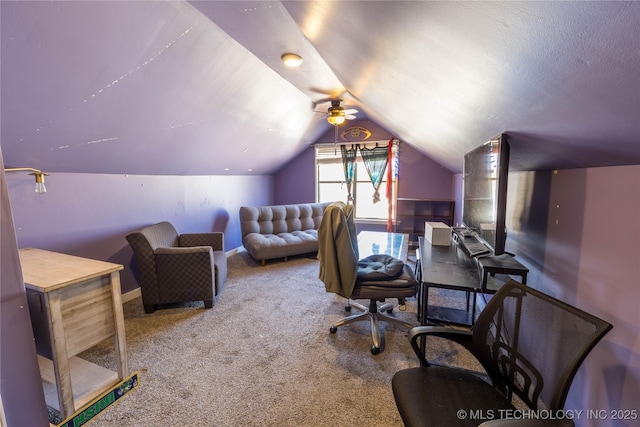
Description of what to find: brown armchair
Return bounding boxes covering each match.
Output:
[126,221,227,313]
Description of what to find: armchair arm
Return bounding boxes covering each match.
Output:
[179,232,224,251]
[408,325,474,367]
[155,246,213,255]
[155,246,215,270]
[154,246,215,299]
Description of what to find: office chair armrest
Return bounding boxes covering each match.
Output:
[479,420,574,427]
[408,326,474,367]
[180,232,225,251]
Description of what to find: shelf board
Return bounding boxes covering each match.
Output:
[38,355,119,413]
[425,305,474,327]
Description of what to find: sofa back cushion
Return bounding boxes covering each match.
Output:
[240,202,330,238]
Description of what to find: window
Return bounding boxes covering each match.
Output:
[315,141,398,221]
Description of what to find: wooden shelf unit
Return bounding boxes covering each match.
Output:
[20,248,128,419]
[395,198,455,248]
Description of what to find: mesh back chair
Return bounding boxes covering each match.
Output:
[318,202,418,354]
[126,221,227,313]
[392,279,612,427]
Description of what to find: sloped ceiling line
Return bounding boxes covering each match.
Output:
[2,1,639,176]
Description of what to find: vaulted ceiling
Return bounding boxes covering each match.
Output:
[2,1,639,175]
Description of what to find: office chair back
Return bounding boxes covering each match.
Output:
[471,280,613,411]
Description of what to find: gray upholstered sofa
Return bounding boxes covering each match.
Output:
[239,202,331,265]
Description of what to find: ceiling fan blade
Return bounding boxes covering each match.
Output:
[345,114,357,120]
[312,97,335,108]
[344,89,362,102]
[343,109,358,115]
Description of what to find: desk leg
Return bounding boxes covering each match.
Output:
[47,293,74,418]
[481,270,489,293]
[420,283,428,326]
[418,283,429,362]
[109,272,129,380]
[471,290,477,327]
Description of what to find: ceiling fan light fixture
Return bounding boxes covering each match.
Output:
[281,53,303,67]
[327,115,346,126]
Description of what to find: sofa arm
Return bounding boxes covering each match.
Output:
[179,232,224,251]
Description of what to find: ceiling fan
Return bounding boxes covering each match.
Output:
[315,99,358,126]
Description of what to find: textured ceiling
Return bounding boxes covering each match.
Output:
[1,1,639,175]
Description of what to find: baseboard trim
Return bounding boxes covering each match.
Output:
[120,246,244,304]
[122,287,141,303]
[226,246,244,257]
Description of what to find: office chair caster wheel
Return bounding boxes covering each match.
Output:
[345,305,352,312]
[371,345,380,355]
[330,326,338,333]
[386,308,393,314]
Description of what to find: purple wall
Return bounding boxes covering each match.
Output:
[274,121,456,212]
[494,166,639,426]
[543,165,639,423]
[274,146,316,205]
[5,172,273,293]
[396,143,455,199]
[1,152,50,426]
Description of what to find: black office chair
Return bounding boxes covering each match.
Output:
[318,202,418,354]
[392,279,612,427]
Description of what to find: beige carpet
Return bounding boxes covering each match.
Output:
[58,251,479,427]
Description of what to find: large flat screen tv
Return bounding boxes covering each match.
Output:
[462,135,510,255]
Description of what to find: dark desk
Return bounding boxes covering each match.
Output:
[418,236,480,326]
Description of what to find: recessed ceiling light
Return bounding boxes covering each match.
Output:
[281,53,303,67]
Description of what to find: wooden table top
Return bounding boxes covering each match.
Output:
[19,248,123,292]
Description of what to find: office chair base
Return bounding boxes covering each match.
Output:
[330,300,414,354]
[345,299,406,313]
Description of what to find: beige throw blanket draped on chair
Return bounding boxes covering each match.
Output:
[317,202,359,299]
